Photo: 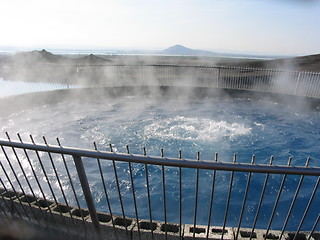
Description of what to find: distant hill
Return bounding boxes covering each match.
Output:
[75,54,111,64]
[162,45,216,56]
[0,49,111,66]
[162,46,320,71]
[0,49,69,66]
[0,48,319,72]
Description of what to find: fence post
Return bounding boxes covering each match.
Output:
[294,72,301,95]
[72,155,100,234]
[217,67,221,88]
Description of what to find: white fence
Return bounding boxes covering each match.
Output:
[1,65,320,98]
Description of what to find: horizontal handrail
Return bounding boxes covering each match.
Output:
[1,64,320,99]
[1,64,320,74]
[1,139,319,176]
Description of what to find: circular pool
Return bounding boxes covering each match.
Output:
[1,87,320,230]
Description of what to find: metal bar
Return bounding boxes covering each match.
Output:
[264,157,292,240]
[16,134,46,220]
[313,73,320,97]
[0,189,9,216]
[294,176,320,240]
[206,152,218,240]
[314,73,320,98]
[1,145,34,221]
[179,150,182,240]
[72,155,100,234]
[193,152,200,239]
[29,135,67,226]
[5,133,41,222]
[235,155,256,240]
[42,136,77,233]
[293,72,301,95]
[221,154,237,240]
[143,147,154,239]
[19,134,55,221]
[110,144,129,239]
[126,145,141,240]
[0,140,319,176]
[251,156,276,240]
[0,177,21,217]
[309,72,318,98]
[58,138,88,239]
[161,148,168,240]
[307,211,320,240]
[94,142,117,239]
[279,158,310,239]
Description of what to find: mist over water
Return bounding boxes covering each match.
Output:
[1,94,319,162]
[1,89,320,230]
[1,49,320,233]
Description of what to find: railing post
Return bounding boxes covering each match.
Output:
[217,67,221,88]
[294,72,301,95]
[72,155,100,234]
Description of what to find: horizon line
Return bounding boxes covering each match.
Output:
[0,45,317,58]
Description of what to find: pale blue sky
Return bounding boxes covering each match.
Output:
[1,0,320,55]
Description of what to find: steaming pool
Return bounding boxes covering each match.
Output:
[1,88,320,231]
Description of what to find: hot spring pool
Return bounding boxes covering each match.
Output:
[1,92,320,230]
[2,94,320,162]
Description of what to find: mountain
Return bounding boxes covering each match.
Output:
[75,54,111,64]
[162,45,216,56]
[0,50,111,66]
[0,49,69,66]
[0,48,319,72]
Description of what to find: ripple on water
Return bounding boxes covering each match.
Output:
[1,95,320,230]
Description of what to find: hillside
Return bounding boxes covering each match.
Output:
[226,54,320,72]
[162,45,216,56]
[0,49,111,66]
[0,48,319,72]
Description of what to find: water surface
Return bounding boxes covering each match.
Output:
[1,94,319,230]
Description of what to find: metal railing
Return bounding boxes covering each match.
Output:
[1,65,320,99]
[1,65,320,239]
[1,135,320,240]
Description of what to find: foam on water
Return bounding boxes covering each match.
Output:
[144,116,251,142]
[1,95,319,162]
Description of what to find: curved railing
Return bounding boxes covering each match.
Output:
[1,65,320,239]
[1,65,320,99]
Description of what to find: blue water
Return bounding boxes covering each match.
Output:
[1,94,320,231]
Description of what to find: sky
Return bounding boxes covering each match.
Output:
[1,0,320,55]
